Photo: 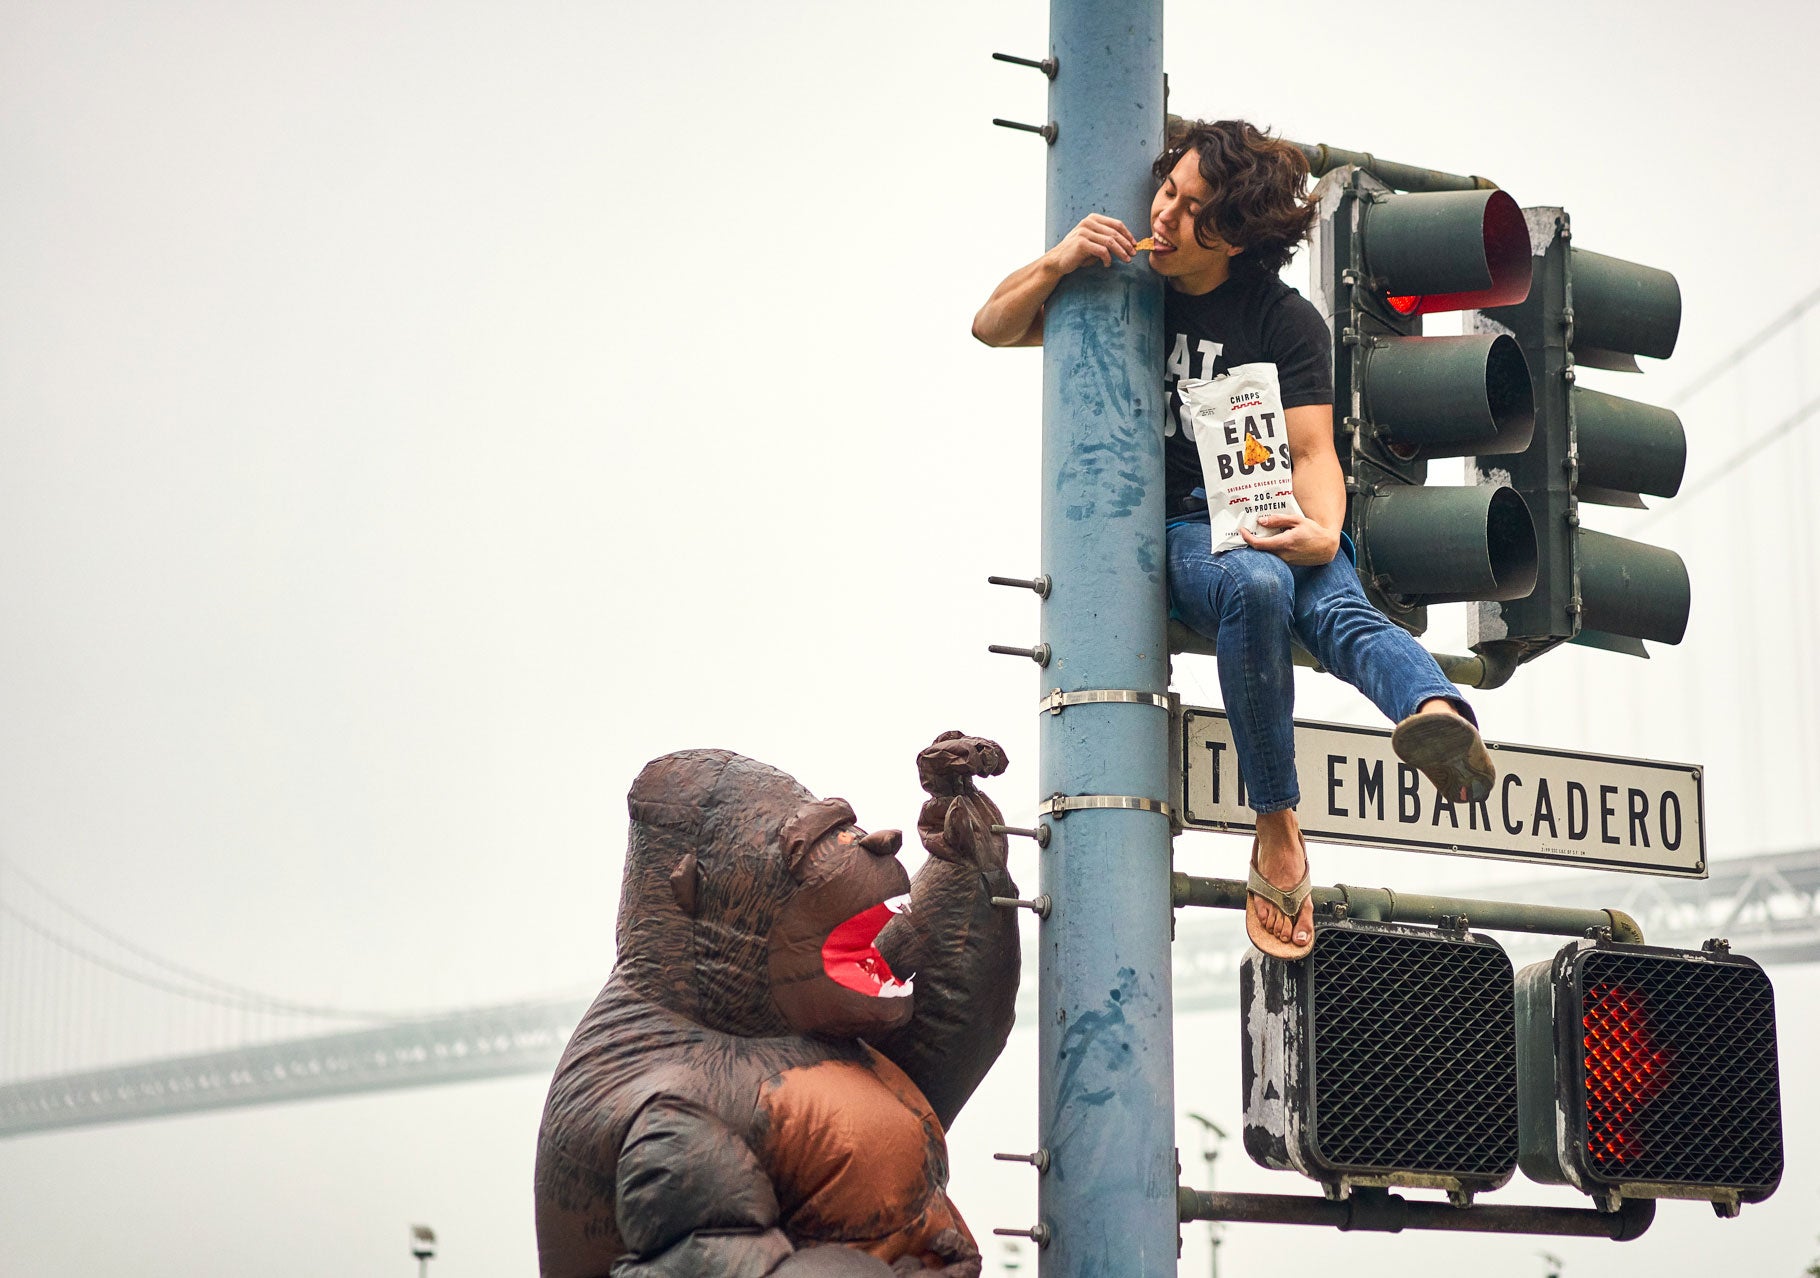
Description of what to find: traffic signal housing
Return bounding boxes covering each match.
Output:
[1470,212,1690,666]
[1241,918,1519,1198]
[1315,167,1541,635]
[1515,936,1783,1214]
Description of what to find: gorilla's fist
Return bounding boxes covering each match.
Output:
[915,732,1010,874]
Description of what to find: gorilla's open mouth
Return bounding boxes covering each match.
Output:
[821,893,913,998]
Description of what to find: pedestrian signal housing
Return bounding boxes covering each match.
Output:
[1241,917,1518,1198]
[1514,937,1783,1214]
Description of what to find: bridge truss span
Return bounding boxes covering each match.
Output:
[0,994,590,1139]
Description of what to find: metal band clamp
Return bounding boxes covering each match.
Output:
[1039,794,1175,820]
[1039,688,1171,716]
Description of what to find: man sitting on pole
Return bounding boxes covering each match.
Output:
[971,117,1495,961]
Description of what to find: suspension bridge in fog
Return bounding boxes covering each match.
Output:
[6,286,1820,1140]
[2,847,1818,1138]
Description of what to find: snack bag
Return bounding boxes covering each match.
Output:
[1179,361,1303,554]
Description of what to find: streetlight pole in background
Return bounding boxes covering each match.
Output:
[1185,1112,1228,1278]
[409,1224,436,1278]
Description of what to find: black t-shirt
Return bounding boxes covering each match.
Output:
[1163,263,1333,515]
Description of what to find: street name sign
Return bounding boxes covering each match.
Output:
[1175,705,1706,877]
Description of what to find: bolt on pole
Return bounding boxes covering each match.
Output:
[1036,1,1173,1273]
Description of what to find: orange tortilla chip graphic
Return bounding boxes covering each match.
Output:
[1242,433,1272,467]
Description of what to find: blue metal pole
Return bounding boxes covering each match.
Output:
[1036,3,1172,1273]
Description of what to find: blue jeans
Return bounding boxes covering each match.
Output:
[1168,520,1473,814]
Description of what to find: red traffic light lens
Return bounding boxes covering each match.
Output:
[1581,982,1671,1170]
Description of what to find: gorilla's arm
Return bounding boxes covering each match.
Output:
[870,733,1020,1131]
[612,1098,895,1277]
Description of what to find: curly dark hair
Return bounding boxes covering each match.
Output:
[1151,119,1317,275]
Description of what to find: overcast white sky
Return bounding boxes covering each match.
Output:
[3,2,1818,1275]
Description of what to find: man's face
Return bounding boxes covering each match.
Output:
[1148,148,1243,291]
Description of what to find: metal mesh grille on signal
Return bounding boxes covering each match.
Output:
[1577,951,1782,1189]
[1308,927,1517,1176]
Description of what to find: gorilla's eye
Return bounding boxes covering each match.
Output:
[780,797,859,881]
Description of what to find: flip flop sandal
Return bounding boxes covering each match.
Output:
[1392,710,1496,805]
[1246,835,1314,961]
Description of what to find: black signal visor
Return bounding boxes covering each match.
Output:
[1362,188,1534,316]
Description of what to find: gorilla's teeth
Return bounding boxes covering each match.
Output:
[884,893,912,915]
[878,977,914,998]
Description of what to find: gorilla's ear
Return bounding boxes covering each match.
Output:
[669,854,701,917]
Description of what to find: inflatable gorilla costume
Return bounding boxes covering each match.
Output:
[535,732,1020,1276]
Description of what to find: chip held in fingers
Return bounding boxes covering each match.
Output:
[1133,236,1156,251]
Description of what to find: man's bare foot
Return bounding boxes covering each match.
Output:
[1249,808,1312,951]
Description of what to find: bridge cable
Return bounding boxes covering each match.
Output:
[0,858,442,1023]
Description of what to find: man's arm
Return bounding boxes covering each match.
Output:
[971,214,1139,347]
[1239,403,1344,565]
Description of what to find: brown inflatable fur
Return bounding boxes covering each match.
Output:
[534,732,1020,1277]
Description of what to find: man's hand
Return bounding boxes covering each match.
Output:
[1239,512,1340,566]
[1045,214,1139,273]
